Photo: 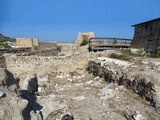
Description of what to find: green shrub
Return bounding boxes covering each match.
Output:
[56,46,62,52]
[156,51,160,58]
[109,53,130,61]
[148,51,160,58]
[69,71,78,76]
[80,40,88,46]
[0,42,11,48]
[120,49,146,57]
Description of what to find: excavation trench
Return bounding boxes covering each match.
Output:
[87,59,160,114]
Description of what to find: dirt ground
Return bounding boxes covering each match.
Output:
[37,68,160,120]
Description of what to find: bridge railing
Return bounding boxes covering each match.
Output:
[89,38,132,48]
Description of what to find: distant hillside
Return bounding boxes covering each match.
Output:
[0,34,16,42]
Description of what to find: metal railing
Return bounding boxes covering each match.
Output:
[89,37,132,51]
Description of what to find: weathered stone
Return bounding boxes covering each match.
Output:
[72,96,86,101]
[76,32,94,45]
[22,75,38,94]
[0,91,5,98]
[61,114,74,120]
[0,68,20,96]
[0,69,29,120]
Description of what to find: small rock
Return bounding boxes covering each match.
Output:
[67,78,73,82]
[0,91,6,98]
[133,113,145,120]
[61,114,74,120]
[73,96,86,101]
[86,80,94,84]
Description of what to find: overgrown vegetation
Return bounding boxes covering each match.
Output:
[119,48,160,59]
[0,42,11,48]
[80,40,88,46]
[156,51,160,58]
[120,49,146,57]
[149,51,160,58]
[109,53,131,61]
[80,34,90,46]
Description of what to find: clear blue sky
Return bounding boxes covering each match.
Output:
[0,0,160,42]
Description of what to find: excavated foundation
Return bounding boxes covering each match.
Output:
[87,57,160,114]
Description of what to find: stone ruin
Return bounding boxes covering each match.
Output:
[76,32,95,46]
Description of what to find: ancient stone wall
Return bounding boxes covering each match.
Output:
[16,38,39,48]
[30,49,58,56]
[39,42,57,50]
[76,32,95,46]
[0,48,31,56]
[58,43,77,54]
[131,19,160,51]
[5,52,93,78]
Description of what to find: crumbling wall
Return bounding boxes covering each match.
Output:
[58,43,77,54]
[0,48,31,56]
[5,52,92,77]
[76,32,94,46]
[39,42,57,50]
[0,56,6,68]
[16,38,39,48]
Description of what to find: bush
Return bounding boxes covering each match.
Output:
[148,51,160,58]
[156,51,160,58]
[109,53,130,61]
[80,40,88,46]
[56,46,62,52]
[0,42,11,48]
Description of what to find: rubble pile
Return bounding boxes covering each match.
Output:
[0,68,28,120]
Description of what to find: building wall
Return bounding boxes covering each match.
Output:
[131,19,160,51]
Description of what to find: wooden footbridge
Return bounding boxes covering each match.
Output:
[88,37,132,51]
